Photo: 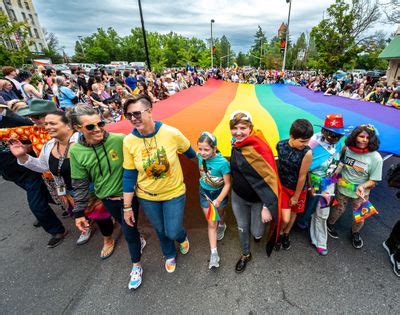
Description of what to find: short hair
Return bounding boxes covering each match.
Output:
[18,70,32,81]
[55,76,65,86]
[2,66,16,76]
[123,70,130,78]
[229,112,253,130]
[345,125,380,152]
[123,94,153,114]
[290,119,314,139]
[66,103,98,127]
[46,110,69,125]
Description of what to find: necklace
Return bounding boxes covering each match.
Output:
[142,135,160,163]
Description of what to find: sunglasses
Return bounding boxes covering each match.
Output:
[80,121,106,131]
[125,108,150,120]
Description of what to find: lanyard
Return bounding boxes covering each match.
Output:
[56,139,71,177]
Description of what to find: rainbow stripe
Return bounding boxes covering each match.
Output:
[353,200,378,223]
[204,195,220,222]
[106,80,400,155]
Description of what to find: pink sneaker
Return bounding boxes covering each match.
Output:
[316,246,328,256]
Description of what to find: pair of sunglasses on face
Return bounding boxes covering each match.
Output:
[125,108,150,120]
[80,121,106,131]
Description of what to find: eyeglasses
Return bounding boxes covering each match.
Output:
[80,121,106,131]
[125,108,150,120]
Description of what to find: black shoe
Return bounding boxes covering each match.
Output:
[382,240,394,258]
[61,211,69,218]
[352,232,363,249]
[282,234,291,250]
[390,254,400,277]
[235,253,252,273]
[33,220,41,228]
[274,235,283,251]
[327,223,339,239]
[47,230,68,248]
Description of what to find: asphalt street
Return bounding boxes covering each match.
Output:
[1,156,399,314]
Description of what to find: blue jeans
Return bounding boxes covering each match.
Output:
[138,194,187,259]
[102,198,141,263]
[15,177,65,235]
[296,194,319,229]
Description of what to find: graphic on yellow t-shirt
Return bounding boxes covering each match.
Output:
[142,145,171,179]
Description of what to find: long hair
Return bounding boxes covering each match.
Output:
[345,125,380,152]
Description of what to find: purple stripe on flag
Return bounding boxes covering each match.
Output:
[287,85,400,129]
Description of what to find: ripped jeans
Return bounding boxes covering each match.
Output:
[231,190,265,255]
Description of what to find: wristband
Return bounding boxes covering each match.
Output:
[123,204,132,209]
[123,207,133,212]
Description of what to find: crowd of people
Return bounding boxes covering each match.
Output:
[0,64,399,291]
[218,67,400,109]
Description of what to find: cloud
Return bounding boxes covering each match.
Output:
[33,0,394,57]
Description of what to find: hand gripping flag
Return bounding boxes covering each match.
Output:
[353,200,379,223]
[204,194,220,222]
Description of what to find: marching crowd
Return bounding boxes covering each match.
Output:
[218,67,400,109]
[1,64,400,291]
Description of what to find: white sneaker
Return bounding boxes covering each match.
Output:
[140,235,146,253]
[208,252,220,270]
[128,266,143,290]
[76,227,94,245]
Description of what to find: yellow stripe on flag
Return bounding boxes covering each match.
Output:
[213,84,280,156]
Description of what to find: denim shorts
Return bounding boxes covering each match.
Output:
[199,186,229,209]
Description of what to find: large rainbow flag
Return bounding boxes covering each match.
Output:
[107,79,400,155]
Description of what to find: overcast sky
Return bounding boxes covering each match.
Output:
[33,0,395,56]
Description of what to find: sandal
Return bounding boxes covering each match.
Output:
[100,240,115,260]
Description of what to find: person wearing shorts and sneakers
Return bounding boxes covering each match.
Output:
[276,119,313,250]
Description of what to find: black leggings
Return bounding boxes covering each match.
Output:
[95,217,114,237]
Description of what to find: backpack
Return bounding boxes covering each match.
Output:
[387,163,400,188]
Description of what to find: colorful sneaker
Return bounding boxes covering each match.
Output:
[165,258,177,273]
[208,252,220,270]
[352,232,363,249]
[128,266,143,289]
[316,246,328,256]
[140,235,146,254]
[179,237,190,255]
[217,223,227,241]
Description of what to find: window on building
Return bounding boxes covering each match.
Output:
[34,43,39,52]
[9,9,17,21]
[18,0,23,8]
[27,28,32,37]
[21,12,26,20]
[34,28,39,38]
[28,14,34,24]
[24,1,29,10]
[39,43,44,51]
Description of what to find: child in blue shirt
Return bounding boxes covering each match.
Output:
[197,132,231,270]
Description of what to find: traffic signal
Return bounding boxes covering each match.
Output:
[212,46,216,54]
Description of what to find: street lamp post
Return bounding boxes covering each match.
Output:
[282,0,292,72]
[210,19,215,69]
[138,0,151,71]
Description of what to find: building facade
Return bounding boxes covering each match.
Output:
[0,0,48,53]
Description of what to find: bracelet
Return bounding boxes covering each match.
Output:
[123,207,133,212]
[123,204,132,209]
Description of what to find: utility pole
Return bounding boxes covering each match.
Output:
[210,19,215,68]
[282,0,292,72]
[138,0,151,71]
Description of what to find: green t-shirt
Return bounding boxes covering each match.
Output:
[70,133,125,199]
[338,149,383,198]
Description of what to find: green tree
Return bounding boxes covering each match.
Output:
[310,0,380,73]
[355,32,389,70]
[42,30,63,64]
[236,51,248,66]
[249,26,267,67]
[0,11,32,67]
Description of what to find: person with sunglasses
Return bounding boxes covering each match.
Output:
[122,94,196,274]
[327,125,383,249]
[305,114,349,256]
[68,104,145,290]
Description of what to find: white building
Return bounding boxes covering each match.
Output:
[0,0,48,53]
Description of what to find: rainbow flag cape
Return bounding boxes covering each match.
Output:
[106,79,400,155]
[204,194,220,222]
[353,200,379,223]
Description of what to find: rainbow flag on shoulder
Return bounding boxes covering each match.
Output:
[353,200,379,223]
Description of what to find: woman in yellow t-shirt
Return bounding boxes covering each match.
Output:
[122,94,196,274]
